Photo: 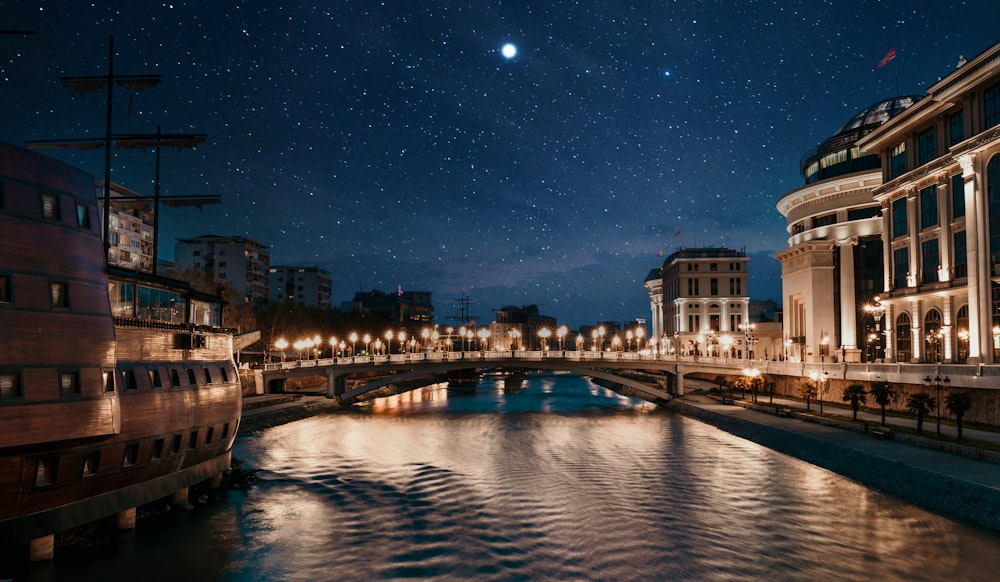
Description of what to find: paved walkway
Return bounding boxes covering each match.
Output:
[673,388,1000,493]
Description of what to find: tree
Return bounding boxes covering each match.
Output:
[945,391,974,439]
[799,380,817,411]
[842,384,867,420]
[868,381,897,426]
[906,392,936,434]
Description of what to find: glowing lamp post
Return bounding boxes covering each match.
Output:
[538,327,551,351]
[349,332,358,356]
[557,325,568,351]
[923,375,951,437]
[274,338,288,362]
[477,328,490,351]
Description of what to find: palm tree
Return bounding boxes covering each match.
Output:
[869,381,897,426]
[842,384,867,420]
[945,392,974,439]
[714,375,730,400]
[799,380,817,411]
[906,392,936,434]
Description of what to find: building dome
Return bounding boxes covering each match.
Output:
[800,95,920,183]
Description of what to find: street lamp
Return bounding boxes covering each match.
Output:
[477,328,490,351]
[329,336,338,357]
[636,327,645,352]
[557,325,568,351]
[509,329,521,351]
[538,327,551,351]
[809,370,829,413]
[626,330,634,351]
[274,338,288,362]
[576,334,584,351]
[385,330,394,354]
[349,332,358,356]
[739,322,756,360]
[864,296,886,361]
[313,335,321,359]
[612,335,621,352]
[923,375,951,436]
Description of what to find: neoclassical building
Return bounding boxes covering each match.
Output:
[775,96,917,363]
[644,247,750,356]
[857,42,1000,365]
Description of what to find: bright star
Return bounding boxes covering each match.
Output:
[501,43,517,59]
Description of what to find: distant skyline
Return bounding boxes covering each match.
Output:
[3,2,1000,326]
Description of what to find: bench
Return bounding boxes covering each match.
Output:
[777,408,793,418]
[869,425,892,439]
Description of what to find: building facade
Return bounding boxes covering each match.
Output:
[174,234,271,304]
[104,182,155,273]
[857,42,1000,365]
[645,247,750,356]
[775,96,917,363]
[269,265,333,308]
[345,288,435,332]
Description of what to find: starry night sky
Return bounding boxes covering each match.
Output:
[3,1,999,327]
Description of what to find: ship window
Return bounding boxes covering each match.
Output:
[222,422,230,440]
[149,368,162,389]
[102,369,115,392]
[171,435,182,455]
[170,368,182,387]
[205,426,215,444]
[60,371,80,395]
[50,281,69,308]
[188,430,198,450]
[35,457,58,487]
[186,368,197,386]
[123,443,139,467]
[203,368,213,384]
[122,369,138,391]
[219,366,229,383]
[0,373,21,398]
[76,203,91,229]
[82,452,100,477]
[0,274,10,303]
[151,438,164,460]
[42,193,60,220]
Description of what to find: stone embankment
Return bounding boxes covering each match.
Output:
[667,396,1000,534]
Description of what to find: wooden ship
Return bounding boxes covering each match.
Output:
[0,142,242,561]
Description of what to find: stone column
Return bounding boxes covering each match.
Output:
[959,154,985,362]
[838,237,860,362]
[906,188,919,288]
[884,301,895,362]
[911,299,923,363]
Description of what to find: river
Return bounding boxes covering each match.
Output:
[19,373,1000,581]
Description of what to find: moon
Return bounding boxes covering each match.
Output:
[501,43,517,59]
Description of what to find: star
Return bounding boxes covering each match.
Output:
[501,43,517,59]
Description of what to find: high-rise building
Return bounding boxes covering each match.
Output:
[103,182,155,273]
[775,96,917,363]
[856,43,1000,365]
[269,265,333,308]
[174,234,270,304]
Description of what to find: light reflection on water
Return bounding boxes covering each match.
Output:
[27,373,1000,581]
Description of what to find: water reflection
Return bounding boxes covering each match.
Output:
[20,373,1000,581]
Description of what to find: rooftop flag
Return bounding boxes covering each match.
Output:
[878,47,896,68]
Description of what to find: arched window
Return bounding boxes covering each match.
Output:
[956,305,970,363]
[923,310,943,363]
[896,312,912,363]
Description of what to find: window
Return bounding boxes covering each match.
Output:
[206,426,215,444]
[0,273,9,303]
[186,368,197,386]
[710,278,718,296]
[954,231,968,279]
[203,368,213,384]
[219,366,229,383]
[170,368,182,387]
[122,368,138,391]
[0,373,20,398]
[35,457,58,487]
[171,435,182,455]
[50,281,69,308]
[890,142,907,179]
[986,82,1000,129]
[76,203,90,229]
[952,174,965,218]
[151,439,164,460]
[123,443,139,467]
[892,198,908,239]
[847,207,880,221]
[149,368,162,389]
[188,430,199,450]
[989,155,1000,266]
[921,239,939,284]
[919,185,938,229]
[103,369,115,392]
[42,193,59,220]
[59,371,80,395]
[82,452,100,477]
[917,126,936,166]
[710,263,718,271]
[222,422,231,440]
[893,247,909,289]
[896,313,912,363]
[949,110,965,146]
[813,213,837,227]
